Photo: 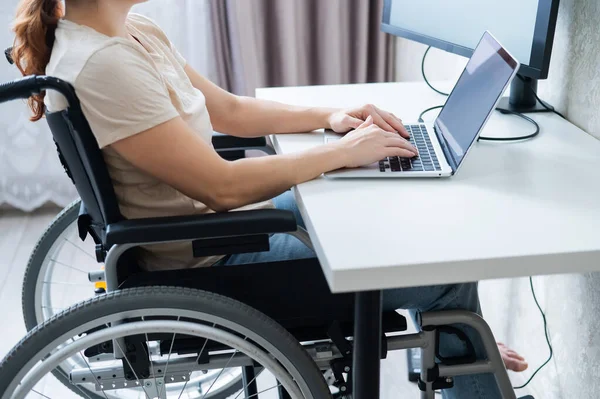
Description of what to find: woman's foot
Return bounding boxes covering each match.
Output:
[498,342,528,372]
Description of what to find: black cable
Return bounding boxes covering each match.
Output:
[479,109,540,142]
[418,105,444,123]
[516,75,566,119]
[513,277,554,389]
[420,47,540,142]
[418,106,540,142]
[422,47,450,97]
[422,46,565,121]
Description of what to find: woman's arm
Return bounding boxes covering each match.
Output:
[110,115,416,212]
[184,65,409,138]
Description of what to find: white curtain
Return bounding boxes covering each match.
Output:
[0,0,215,211]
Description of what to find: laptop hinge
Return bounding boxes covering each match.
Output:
[433,122,458,172]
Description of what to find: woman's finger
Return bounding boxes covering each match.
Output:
[358,115,374,129]
[385,137,418,154]
[379,108,410,138]
[382,130,406,139]
[385,147,419,159]
[346,115,365,130]
[368,108,396,133]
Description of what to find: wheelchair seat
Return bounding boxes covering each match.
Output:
[120,258,408,340]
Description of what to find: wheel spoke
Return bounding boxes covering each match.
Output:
[242,383,283,399]
[234,370,260,399]
[158,316,180,398]
[141,317,160,399]
[49,258,89,274]
[113,339,152,399]
[64,237,96,260]
[77,351,110,399]
[176,323,216,399]
[201,347,241,399]
[31,388,52,399]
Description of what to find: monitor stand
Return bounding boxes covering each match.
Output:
[496,75,555,114]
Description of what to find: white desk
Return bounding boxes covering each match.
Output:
[257,82,600,399]
[257,82,600,294]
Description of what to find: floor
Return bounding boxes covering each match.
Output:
[0,208,420,399]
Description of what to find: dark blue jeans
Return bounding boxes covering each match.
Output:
[220,191,502,399]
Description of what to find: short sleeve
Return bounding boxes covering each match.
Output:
[75,44,180,149]
[128,13,187,67]
[170,44,187,67]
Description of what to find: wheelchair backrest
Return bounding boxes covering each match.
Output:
[46,106,123,230]
[6,46,123,236]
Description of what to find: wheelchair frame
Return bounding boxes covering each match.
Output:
[0,51,526,398]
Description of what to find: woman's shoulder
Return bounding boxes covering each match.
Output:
[127,13,171,45]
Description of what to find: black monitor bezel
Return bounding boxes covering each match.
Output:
[381,0,560,79]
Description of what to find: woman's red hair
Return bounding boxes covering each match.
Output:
[12,0,64,121]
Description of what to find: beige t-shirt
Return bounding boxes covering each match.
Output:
[45,14,272,271]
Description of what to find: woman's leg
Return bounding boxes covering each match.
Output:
[222,192,502,399]
[221,191,313,265]
[384,284,502,399]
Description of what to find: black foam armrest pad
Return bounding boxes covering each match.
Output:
[212,133,267,150]
[105,209,297,246]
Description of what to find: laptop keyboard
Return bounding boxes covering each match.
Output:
[379,124,441,173]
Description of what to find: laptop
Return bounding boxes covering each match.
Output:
[324,31,520,178]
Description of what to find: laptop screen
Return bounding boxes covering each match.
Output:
[435,32,518,169]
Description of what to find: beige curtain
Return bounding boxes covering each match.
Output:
[210,0,395,96]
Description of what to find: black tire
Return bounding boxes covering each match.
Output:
[1,286,331,399]
[22,199,82,331]
[19,203,244,399]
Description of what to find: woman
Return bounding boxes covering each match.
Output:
[12,0,527,397]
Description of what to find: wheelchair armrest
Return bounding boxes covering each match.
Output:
[212,133,267,151]
[105,209,297,246]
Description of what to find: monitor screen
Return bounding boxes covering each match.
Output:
[382,0,559,79]
[435,33,518,168]
[387,0,538,65]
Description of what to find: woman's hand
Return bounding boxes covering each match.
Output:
[335,116,417,168]
[328,104,410,139]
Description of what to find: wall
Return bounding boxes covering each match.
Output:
[395,1,600,398]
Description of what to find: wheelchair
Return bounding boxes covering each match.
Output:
[0,47,532,399]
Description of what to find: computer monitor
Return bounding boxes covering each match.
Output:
[381,0,560,113]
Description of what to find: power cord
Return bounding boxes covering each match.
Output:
[420,46,553,388]
[421,46,451,96]
[515,75,566,119]
[418,105,443,123]
[419,46,540,142]
[513,277,554,390]
[418,106,540,141]
[422,46,566,120]
[480,109,540,142]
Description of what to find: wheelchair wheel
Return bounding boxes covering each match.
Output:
[19,201,245,398]
[1,287,330,399]
[21,199,88,330]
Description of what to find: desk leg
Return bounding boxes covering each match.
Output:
[353,290,383,399]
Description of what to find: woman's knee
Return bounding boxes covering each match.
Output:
[272,191,306,229]
[451,282,480,313]
[269,233,315,260]
[383,282,479,314]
